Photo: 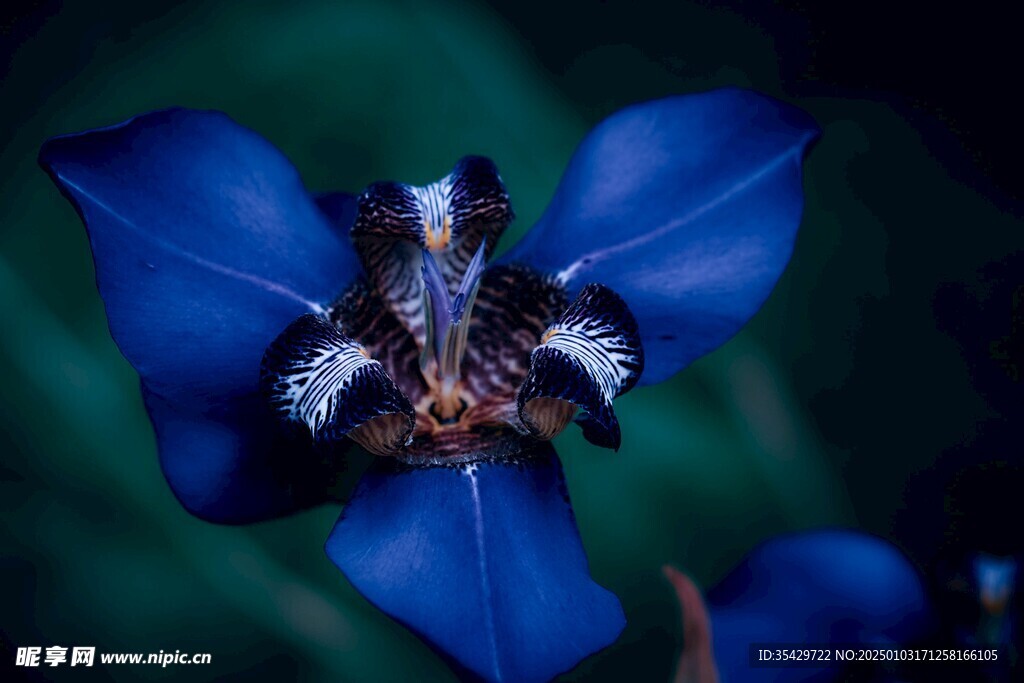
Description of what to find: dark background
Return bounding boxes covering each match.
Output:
[2,1,1020,680]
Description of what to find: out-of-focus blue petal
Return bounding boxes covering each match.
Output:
[39,109,362,521]
[502,88,819,385]
[325,447,625,683]
[974,553,1017,617]
[706,530,932,682]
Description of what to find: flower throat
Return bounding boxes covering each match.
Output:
[420,237,488,424]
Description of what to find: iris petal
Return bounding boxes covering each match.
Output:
[143,389,338,524]
[39,108,361,521]
[502,88,820,385]
[260,314,415,456]
[517,283,643,449]
[326,446,625,683]
[706,530,931,682]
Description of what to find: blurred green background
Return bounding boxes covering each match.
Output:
[2,0,1021,680]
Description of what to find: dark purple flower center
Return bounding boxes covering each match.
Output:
[261,155,643,465]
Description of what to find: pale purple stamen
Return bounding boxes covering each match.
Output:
[422,248,451,361]
[453,237,488,323]
[421,237,488,379]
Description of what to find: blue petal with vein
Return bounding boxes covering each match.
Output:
[326,447,625,682]
[39,109,362,522]
[706,530,932,682]
[502,88,820,385]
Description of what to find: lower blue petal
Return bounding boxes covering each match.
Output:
[143,388,338,524]
[706,530,932,682]
[325,447,624,682]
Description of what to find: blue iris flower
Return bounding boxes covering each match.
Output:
[40,88,819,681]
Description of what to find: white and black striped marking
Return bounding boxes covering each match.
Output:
[260,314,415,456]
[516,283,644,450]
[349,157,514,351]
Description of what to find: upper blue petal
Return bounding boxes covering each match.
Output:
[325,448,625,683]
[706,530,932,682]
[502,88,820,385]
[40,109,362,521]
